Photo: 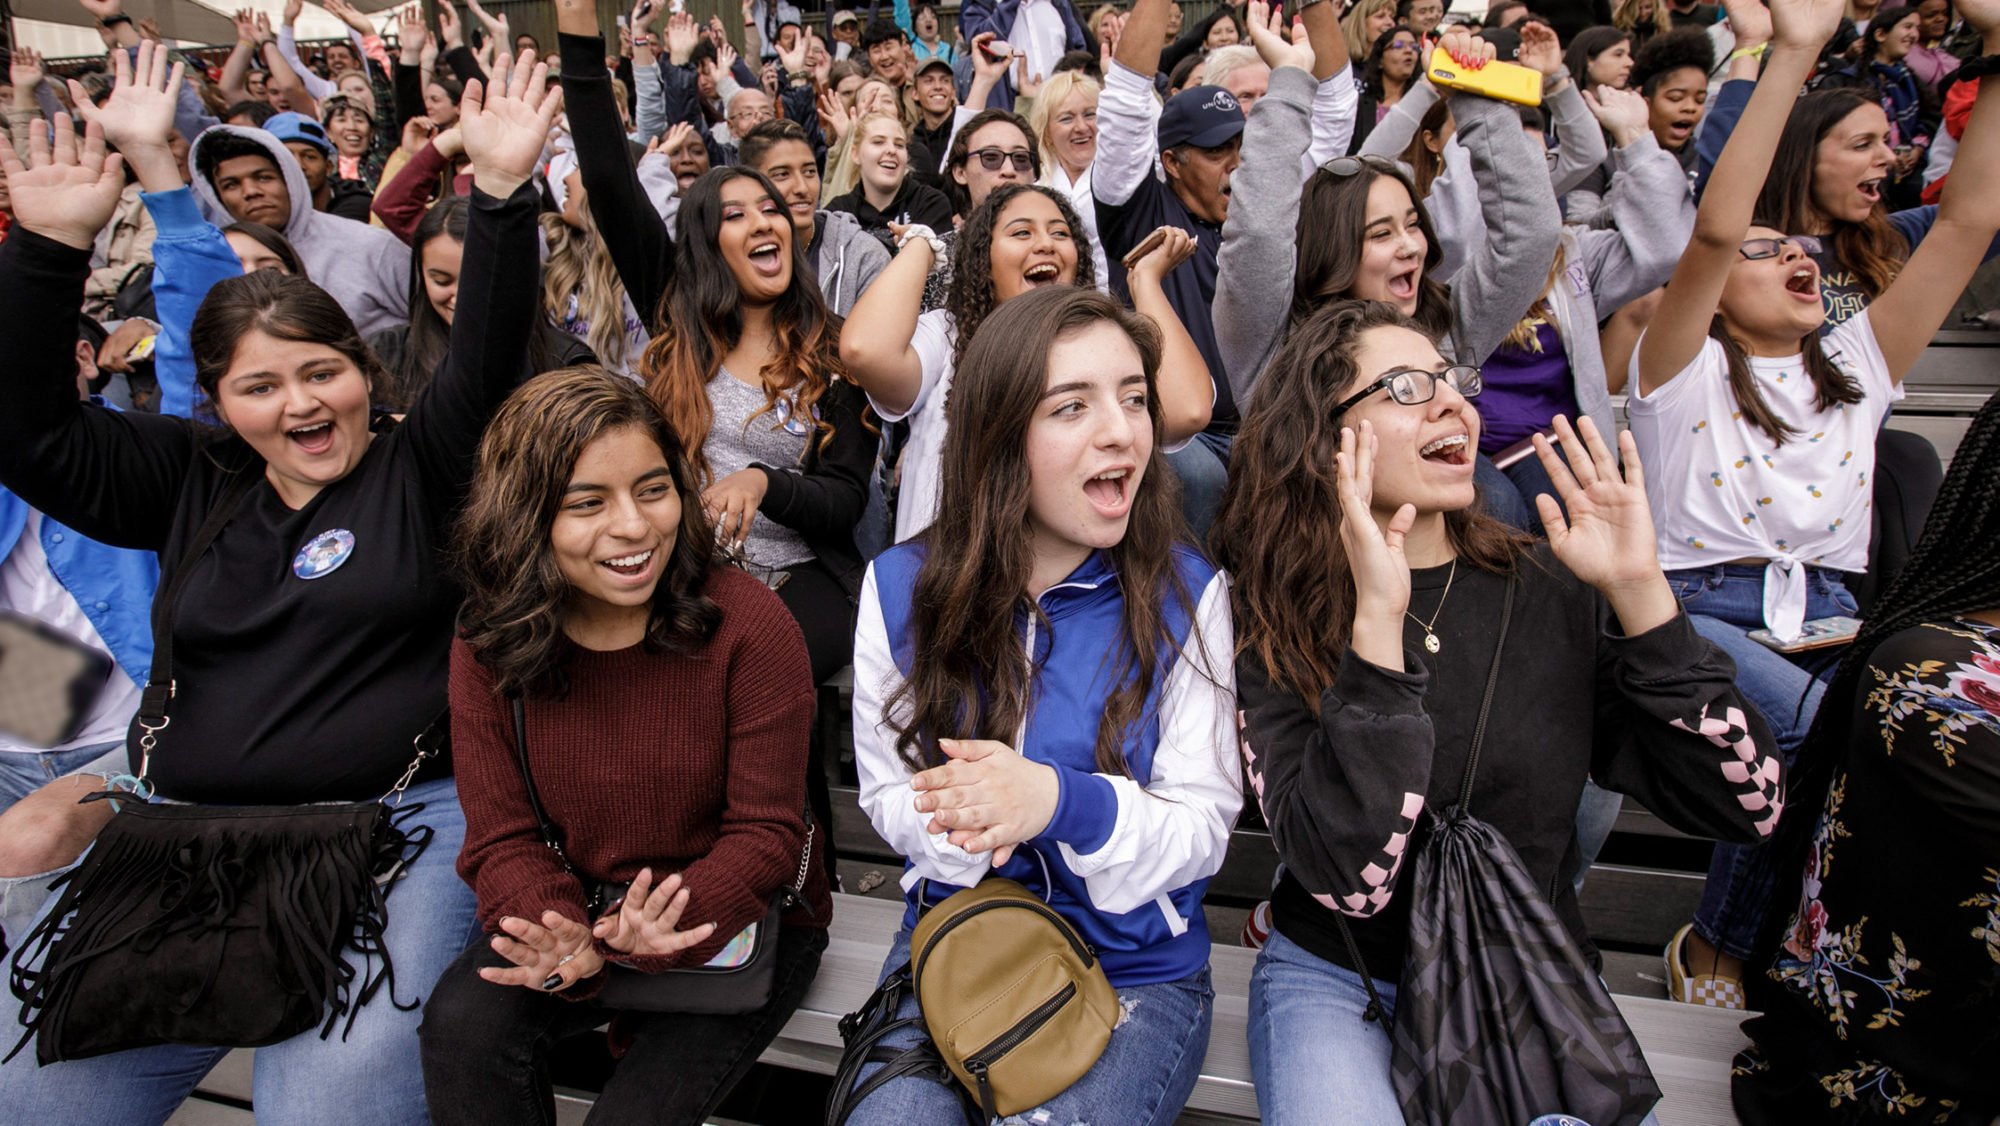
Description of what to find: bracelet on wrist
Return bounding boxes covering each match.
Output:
[1728,41,1768,61]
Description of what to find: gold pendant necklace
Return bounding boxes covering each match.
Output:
[1405,558,1457,654]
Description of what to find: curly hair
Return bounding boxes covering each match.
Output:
[454,367,721,698]
[944,183,1096,374]
[1629,26,1714,96]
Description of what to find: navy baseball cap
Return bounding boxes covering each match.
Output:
[264,112,334,156]
[1157,85,1245,151]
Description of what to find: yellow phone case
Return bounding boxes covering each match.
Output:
[1426,54,1543,107]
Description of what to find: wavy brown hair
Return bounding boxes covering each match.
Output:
[1294,160,1453,340]
[887,286,1190,775]
[640,167,846,485]
[945,183,1097,374]
[1214,301,1529,708]
[1756,89,1913,305]
[454,367,721,698]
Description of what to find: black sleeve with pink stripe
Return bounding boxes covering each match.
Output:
[1237,649,1437,919]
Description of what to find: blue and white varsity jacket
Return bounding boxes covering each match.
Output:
[854,542,1241,987]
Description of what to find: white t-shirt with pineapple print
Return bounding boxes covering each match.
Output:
[1627,310,1902,640]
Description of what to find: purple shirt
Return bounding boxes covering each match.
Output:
[1476,321,1579,454]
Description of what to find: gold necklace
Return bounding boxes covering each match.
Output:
[1405,558,1457,654]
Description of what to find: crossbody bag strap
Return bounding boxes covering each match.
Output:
[506,693,573,870]
[1330,571,1519,1025]
[132,467,262,783]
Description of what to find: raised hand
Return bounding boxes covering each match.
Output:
[459,48,565,197]
[231,8,259,43]
[9,46,45,110]
[1015,58,1043,98]
[282,0,303,28]
[1530,415,1664,594]
[1335,420,1416,669]
[912,738,1059,868]
[714,35,740,75]
[1583,86,1651,147]
[464,0,509,43]
[759,59,779,96]
[397,6,428,64]
[399,114,437,154]
[323,0,371,34]
[630,0,662,30]
[1246,0,1312,71]
[665,11,700,64]
[68,42,183,190]
[969,31,1010,81]
[1126,225,1199,284]
[777,28,809,76]
[1436,29,1495,70]
[437,0,464,48]
[1718,0,1773,46]
[255,11,275,41]
[1766,0,1846,51]
[593,869,718,958]
[808,35,832,83]
[816,86,851,140]
[1960,0,2000,38]
[480,909,604,991]
[1517,20,1561,75]
[660,119,696,158]
[0,114,127,250]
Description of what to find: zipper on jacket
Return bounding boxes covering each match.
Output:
[915,898,1095,979]
[963,981,1079,1120]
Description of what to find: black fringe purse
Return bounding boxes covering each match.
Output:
[5,470,442,1065]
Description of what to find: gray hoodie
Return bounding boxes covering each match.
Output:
[1214,66,1561,406]
[815,208,891,317]
[188,125,411,337]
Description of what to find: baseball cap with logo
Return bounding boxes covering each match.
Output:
[1156,85,1246,151]
[264,112,334,156]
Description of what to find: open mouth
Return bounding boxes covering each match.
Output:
[1419,433,1471,466]
[1023,262,1062,286]
[1857,177,1883,203]
[1386,267,1420,304]
[1082,467,1133,513]
[1785,265,1819,296]
[287,420,336,456]
[748,240,784,276]
[600,548,655,577]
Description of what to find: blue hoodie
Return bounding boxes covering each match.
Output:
[853,542,1241,987]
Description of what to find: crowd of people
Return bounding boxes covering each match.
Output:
[0,0,1995,1120]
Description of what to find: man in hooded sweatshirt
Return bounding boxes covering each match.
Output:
[186,124,409,336]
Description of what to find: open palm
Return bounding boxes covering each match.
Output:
[69,40,180,154]
[1531,416,1662,593]
[460,49,564,197]
[0,114,125,250]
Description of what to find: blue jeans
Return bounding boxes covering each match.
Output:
[1572,778,1623,896]
[1249,928,1663,1126]
[840,928,1213,1126]
[0,740,128,947]
[1166,430,1232,545]
[0,775,480,1126]
[1666,564,1855,959]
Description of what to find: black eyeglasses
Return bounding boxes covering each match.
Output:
[968,147,1034,172]
[1321,153,1402,178]
[1738,235,1823,260]
[1333,365,1482,417]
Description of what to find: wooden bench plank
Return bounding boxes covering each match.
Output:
[1577,864,1705,950]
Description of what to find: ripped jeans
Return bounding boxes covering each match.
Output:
[839,928,1213,1126]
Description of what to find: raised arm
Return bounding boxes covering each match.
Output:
[1115,0,1171,78]
[1637,0,1838,395]
[1865,0,2000,379]
[277,0,338,102]
[1125,227,1215,443]
[219,10,260,104]
[838,236,933,415]
[1575,87,1695,316]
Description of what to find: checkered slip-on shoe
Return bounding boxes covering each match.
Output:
[1664,923,1747,1009]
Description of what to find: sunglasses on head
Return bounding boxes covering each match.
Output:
[1738,235,1823,260]
[968,147,1034,172]
[1321,153,1402,178]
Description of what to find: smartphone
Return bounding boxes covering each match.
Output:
[1426,54,1542,106]
[1747,615,1862,653]
[979,37,1012,62]
[1120,226,1171,270]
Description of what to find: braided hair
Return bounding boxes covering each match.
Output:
[1753,389,2000,958]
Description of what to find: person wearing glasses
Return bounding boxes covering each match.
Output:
[1630,0,2000,1013]
[1213,298,1781,1124]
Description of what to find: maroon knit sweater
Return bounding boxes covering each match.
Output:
[451,566,832,987]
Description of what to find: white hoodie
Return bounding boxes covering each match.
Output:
[188,125,411,337]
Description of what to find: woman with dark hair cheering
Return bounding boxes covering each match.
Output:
[419,368,831,1125]
[841,285,1239,1125]
[0,46,559,1125]
[1729,388,2000,1125]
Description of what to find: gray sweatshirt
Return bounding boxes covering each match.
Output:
[188,126,411,338]
[1213,66,1561,407]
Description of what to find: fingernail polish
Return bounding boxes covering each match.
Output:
[543,975,564,990]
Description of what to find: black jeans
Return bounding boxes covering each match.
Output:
[418,923,828,1125]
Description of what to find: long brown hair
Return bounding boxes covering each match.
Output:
[639,167,846,484]
[1294,161,1453,339]
[886,286,1189,775]
[454,367,721,697]
[1706,313,1864,444]
[1755,89,1913,304]
[1214,301,1528,707]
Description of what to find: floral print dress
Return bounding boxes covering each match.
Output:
[1732,618,2000,1126]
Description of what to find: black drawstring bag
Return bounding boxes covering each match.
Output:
[5,468,439,1065]
[1338,576,1664,1126]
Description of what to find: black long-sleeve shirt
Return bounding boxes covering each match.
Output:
[0,184,543,803]
[1238,547,1785,980]
[563,32,874,596]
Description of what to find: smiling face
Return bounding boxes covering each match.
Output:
[1206,14,1241,46]
[954,119,1036,210]
[1340,325,1478,516]
[1874,11,1922,59]
[1344,174,1428,314]
[1049,85,1099,175]
[1405,0,1444,33]
[323,42,360,76]
[751,138,822,237]
[212,330,374,508]
[869,38,911,84]
[1810,103,1894,225]
[421,234,462,325]
[1024,321,1153,576]
[855,116,910,196]
[213,153,292,229]
[1918,0,1950,39]
[989,190,1078,302]
[335,73,375,116]
[1160,136,1239,225]
[324,106,372,158]
[1719,224,1826,348]
[727,88,776,137]
[1646,65,1707,150]
[1366,5,1397,42]
[423,81,460,126]
[855,78,901,120]
[553,424,683,632]
[1590,39,1633,88]
[915,67,957,120]
[716,174,793,304]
